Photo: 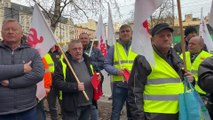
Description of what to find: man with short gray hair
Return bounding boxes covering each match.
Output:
[54,40,94,120]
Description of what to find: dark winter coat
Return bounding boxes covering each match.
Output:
[0,42,44,115]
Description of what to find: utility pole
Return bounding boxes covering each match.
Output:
[172,0,175,26]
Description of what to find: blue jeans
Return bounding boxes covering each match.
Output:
[0,107,37,120]
[37,100,46,120]
[91,105,98,120]
[111,82,132,120]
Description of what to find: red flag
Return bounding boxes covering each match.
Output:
[123,68,130,81]
[91,72,102,100]
[91,72,100,89]
[93,85,102,101]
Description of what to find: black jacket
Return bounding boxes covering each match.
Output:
[198,56,213,118]
[53,52,93,112]
[198,56,213,93]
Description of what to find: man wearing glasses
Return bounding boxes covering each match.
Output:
[54,40,94,120]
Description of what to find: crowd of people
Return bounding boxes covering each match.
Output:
[0,18,213,120]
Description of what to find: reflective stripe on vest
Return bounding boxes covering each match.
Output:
[44,53,55,73]
[183,51,212,94]
[144,95,178,101]
[59,59,94,100]
[113,60,134,65]
[45,69,50,72]
[144,51,184,114]
[147,78,180,84]
[112,42,137,82]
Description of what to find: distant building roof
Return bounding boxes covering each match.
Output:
[8,3,73,24]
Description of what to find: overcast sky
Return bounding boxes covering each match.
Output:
[11,0,213,23]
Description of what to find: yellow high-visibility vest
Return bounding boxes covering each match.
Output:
[181,51,212,94]
[144,51,184,114]
[59,59,94,100]
[44,53,55,73]
[112,42,137,82]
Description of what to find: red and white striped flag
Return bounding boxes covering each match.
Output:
[132,0,165,65]
[107,3,115,47]
[96,14,107,57]
[27,4,56,101]
[199,8,213,53]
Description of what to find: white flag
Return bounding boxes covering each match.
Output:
[27,4,56,101]
[27,4,56,57]
[107,3,115,46]
[209,0,213,28]
[199,8,213,53]
[132,0,165,66]
[36,79,46,101]
[96,14,107,57]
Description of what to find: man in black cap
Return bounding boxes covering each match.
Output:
[127,23,194,120]
[174,26,207,55]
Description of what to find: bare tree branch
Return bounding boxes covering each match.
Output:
[71,1,89,19]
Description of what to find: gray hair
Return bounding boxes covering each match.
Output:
[2,18,22,30]
[68,39,82,48]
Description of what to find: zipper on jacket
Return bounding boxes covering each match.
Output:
[11,50,15,64]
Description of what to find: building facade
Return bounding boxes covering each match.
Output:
[74,25,96,40]
[0,0,75,43]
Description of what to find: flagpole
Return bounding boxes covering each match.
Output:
[177,0,187,71]
[107,3,124,81]
[32,3,89,101]
[88,40,95,57]
[56,43,89,101]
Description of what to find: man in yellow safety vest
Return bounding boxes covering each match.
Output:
[180,36,212,95]
[128,23,194,120]
[104,24,137,120]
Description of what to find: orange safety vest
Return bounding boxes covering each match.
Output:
[42,58,52,95]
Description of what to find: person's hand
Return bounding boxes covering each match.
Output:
[24,61,32,73]
[117,69,124,76]
[184,71,194,83]
[97,73,101,80]
[78,82,85,91]
[56,55,60,59]
[45,88,51,93]
[1,80,9,87]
